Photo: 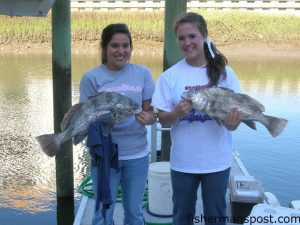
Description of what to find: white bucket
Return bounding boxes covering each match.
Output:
[148,162,173,216]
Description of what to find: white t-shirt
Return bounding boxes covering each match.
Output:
[151,59,241,173]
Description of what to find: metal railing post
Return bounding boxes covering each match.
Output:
[150,123,158,162]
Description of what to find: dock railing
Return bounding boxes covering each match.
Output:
[70,0,300,15]
[149,121,251,176]
[149,122,170,163]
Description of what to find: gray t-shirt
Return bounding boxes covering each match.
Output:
[79,63,155,160]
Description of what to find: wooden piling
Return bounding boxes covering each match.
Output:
[52,0,74,223]
[160,0,187,161]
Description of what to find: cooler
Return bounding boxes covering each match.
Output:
[229,175,264,223]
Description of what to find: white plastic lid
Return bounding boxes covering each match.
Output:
[289,200,300,210]
[229,175,264,203]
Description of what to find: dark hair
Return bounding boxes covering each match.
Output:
[100,23,133,64]
[175,12,227,87]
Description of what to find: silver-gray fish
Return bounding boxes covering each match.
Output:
[182,87,288,137]
[36,92,141,157]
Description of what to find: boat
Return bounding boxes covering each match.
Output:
[73,123,300,225]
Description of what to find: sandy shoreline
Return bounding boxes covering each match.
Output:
[1,40,300,59]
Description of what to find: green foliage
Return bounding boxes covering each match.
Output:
[0,16,51,44]
[70,11,163,42]
[193,10,300,44]
[0,10,299,45]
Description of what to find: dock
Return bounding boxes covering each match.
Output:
[73,122,257,225]
[73,123,300,225]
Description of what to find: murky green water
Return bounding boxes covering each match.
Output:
[0,51,299,225]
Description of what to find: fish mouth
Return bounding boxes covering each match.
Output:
[181,92,190,101]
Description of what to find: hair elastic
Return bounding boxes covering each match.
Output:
[206,39,215,59]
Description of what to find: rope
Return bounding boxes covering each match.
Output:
[78,176,148,203]
[78,176,171,225]
[78,175,94,198]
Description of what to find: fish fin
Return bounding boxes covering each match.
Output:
[219,87,265,112]
[88,92,114,100]
[263,115,288,137]
[98,112,115,122]
[101,123,115,137]
[73,113,115,145]
[73,131,88,145]
[239,93,265,112]
[212,117,224,127]
[243,120,257,130]
[36,133,61,157]
[87,92,104,99]
[88,95,96,99]
[219,87,234,93]
[61,103,83,130]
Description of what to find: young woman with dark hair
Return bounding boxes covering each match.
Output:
[80,23,156,225]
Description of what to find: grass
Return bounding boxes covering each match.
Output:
[0,10,299,46]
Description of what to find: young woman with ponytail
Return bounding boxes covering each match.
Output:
[151,12,243,225]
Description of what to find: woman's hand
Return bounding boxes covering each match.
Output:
[174,99,193,118]
[223,107,243,131]
[136,110,157,125]
[157,99,192,126]
[135,99,156,125]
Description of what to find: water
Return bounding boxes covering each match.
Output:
[0,51,299,225]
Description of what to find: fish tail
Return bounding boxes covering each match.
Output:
[35,133,62,157]
[264,116,288,137]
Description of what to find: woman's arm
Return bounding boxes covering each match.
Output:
[157,99,192,126]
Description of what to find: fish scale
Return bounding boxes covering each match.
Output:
[182,87,288,137]
[36,92,141,157]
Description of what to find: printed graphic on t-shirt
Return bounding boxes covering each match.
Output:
[184,83,210,91]
[180,109,212,123]
[98,84,142,93]
[180,84,212,123]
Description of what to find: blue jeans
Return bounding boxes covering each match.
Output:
[91,155,149,225]
[171,168,231,225]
